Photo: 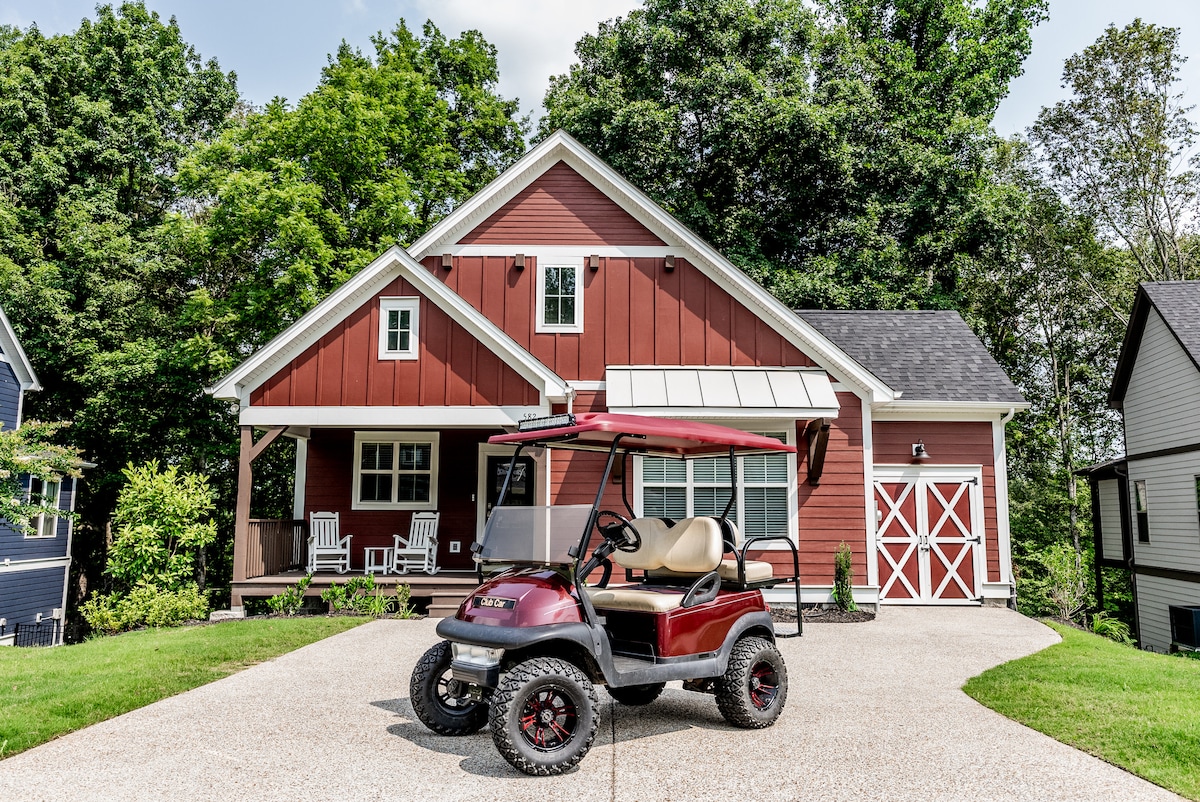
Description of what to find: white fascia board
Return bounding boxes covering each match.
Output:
[607,406,841,420]
[409,131,894,403]
[872,401,1030,421]
[208,245,569,404]
[0,305,40,391]
[240,405,548,428]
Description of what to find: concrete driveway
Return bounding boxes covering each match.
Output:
[0,607,1184,801]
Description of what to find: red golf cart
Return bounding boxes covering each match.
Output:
[409,413,802,775]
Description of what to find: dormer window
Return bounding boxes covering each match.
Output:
[379,298,419,360]
[536,260,584,333]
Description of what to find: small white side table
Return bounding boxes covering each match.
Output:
[363,547,394,574]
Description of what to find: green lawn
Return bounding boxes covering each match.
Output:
[0,616,368,757]
[964,622,1200,800]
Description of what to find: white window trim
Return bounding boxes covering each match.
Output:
[633,421,798,548]
[535,258,584,334]
[26,477,61,539]
[378,297,420,360]
[352,431,439,511]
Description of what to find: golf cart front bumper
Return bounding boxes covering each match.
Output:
[437,617,602,688]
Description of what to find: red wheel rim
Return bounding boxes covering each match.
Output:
[748,659,779,710]
[519,685,578,752]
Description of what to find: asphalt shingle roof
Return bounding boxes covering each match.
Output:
[1141,281,1200,364]
[795,310,1026,404]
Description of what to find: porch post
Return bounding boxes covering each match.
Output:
[232,425,287,608]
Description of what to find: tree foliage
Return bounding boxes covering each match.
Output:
[542,0,1047,309]
[0,420,83,534]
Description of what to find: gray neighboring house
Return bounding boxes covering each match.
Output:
[1084,281,1200,652]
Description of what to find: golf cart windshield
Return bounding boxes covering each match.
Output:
[478,505,593,564]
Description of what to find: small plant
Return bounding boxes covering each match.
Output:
[1091,612,1133,645]
[266,574,312,616]
[832,541,857,612]
[319,575,415,618]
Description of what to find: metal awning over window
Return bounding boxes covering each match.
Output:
[604,366,840,419]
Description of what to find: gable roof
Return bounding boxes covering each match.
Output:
[1110,280,1200,409]
[0,304,40,391]
[409,130,896,402]
[796,310,1026,406]
[208,246,569,405]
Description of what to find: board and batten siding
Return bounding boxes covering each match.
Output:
[1135,573,1200,652]
[1127,451,1200,572]
[0,565,66,628]
[0,359,20,430]
[1122,308,1200,455]
[251,277,539,408]
[1095,478,1125,562]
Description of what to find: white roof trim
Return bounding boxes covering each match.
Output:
[872,400,1030,422]
[605,366,839,419]
[208,245,569,404]
[0,305,40,391]
[409,130,896,402]
[240,405,548,428]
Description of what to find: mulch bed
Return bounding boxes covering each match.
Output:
[770,606,875,624]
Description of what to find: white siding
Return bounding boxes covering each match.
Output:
[1096,478,1124,562]
[1123,309,1200,454]
[1127,451,1200,571]
[1135,573,1200,652]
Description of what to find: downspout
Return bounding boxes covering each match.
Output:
[1000,407,1016,609]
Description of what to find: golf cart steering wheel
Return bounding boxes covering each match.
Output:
[596,510,641,553]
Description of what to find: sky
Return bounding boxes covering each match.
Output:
[0,0,1197,136]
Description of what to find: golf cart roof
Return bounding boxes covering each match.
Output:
[489,413,798,457]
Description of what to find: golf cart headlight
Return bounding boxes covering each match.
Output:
[451,643,504,666]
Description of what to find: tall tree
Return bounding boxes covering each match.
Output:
[541,0,1046,309]
[1031,20,1200,293]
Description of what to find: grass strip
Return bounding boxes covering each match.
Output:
[964,622,1200,801]
[0,616,368,757]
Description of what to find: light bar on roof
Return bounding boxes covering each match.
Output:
[517,413,576,432]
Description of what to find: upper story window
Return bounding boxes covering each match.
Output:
[536,260,584,334]
[353,432,438,510]
[1134,479,1149,543]
[379,298,419,360]
[27,477,61,539]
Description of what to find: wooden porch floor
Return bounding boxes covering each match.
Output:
[234,570,481,618]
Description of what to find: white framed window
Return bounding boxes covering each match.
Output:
[536,259,584,333]
[378,297,420,360]
[353,432,439,510]
[27,477,61,539]
[635,427,795,541]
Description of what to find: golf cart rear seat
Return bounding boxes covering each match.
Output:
[584,517,774,613]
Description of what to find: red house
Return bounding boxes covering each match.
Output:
[210,131,1028,615]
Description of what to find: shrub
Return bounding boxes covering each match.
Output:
[832,541,857,612]
[320,575,416,618]
[1091,612,1134,645]
[266,574,312,616]
[80,583,209,634]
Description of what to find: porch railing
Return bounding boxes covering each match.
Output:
[245,519,308,579]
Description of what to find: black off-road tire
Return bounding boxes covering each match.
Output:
[606,682,666,706]
[409,640,488,735]
[715,636,788,728]
[489,657,599,775]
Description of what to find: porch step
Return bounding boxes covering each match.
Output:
[428,588,472,618]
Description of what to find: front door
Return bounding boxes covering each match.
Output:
[874,468,984,604]
[485,454,536,516]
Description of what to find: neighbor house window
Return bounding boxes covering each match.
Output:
[26,477,61,539]
[638,430,792,539]
[378,298,419,360]
[536,260,584,333]
[353,432,438,510]
[1134,479,1149,543]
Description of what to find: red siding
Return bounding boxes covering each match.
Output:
[460,163,665,245]
[304,429,488,571]
[428,255,813,381]
[250,278,538,407]
[872,421,1000,583]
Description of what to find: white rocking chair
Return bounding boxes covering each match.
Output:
[393,512,440,574]
[308,511,352,573]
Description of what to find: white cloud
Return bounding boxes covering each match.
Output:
[408,0,641,119]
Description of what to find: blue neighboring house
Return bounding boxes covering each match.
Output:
[0,305,76,646]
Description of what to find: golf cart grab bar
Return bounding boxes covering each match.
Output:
[740,535,802,637]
